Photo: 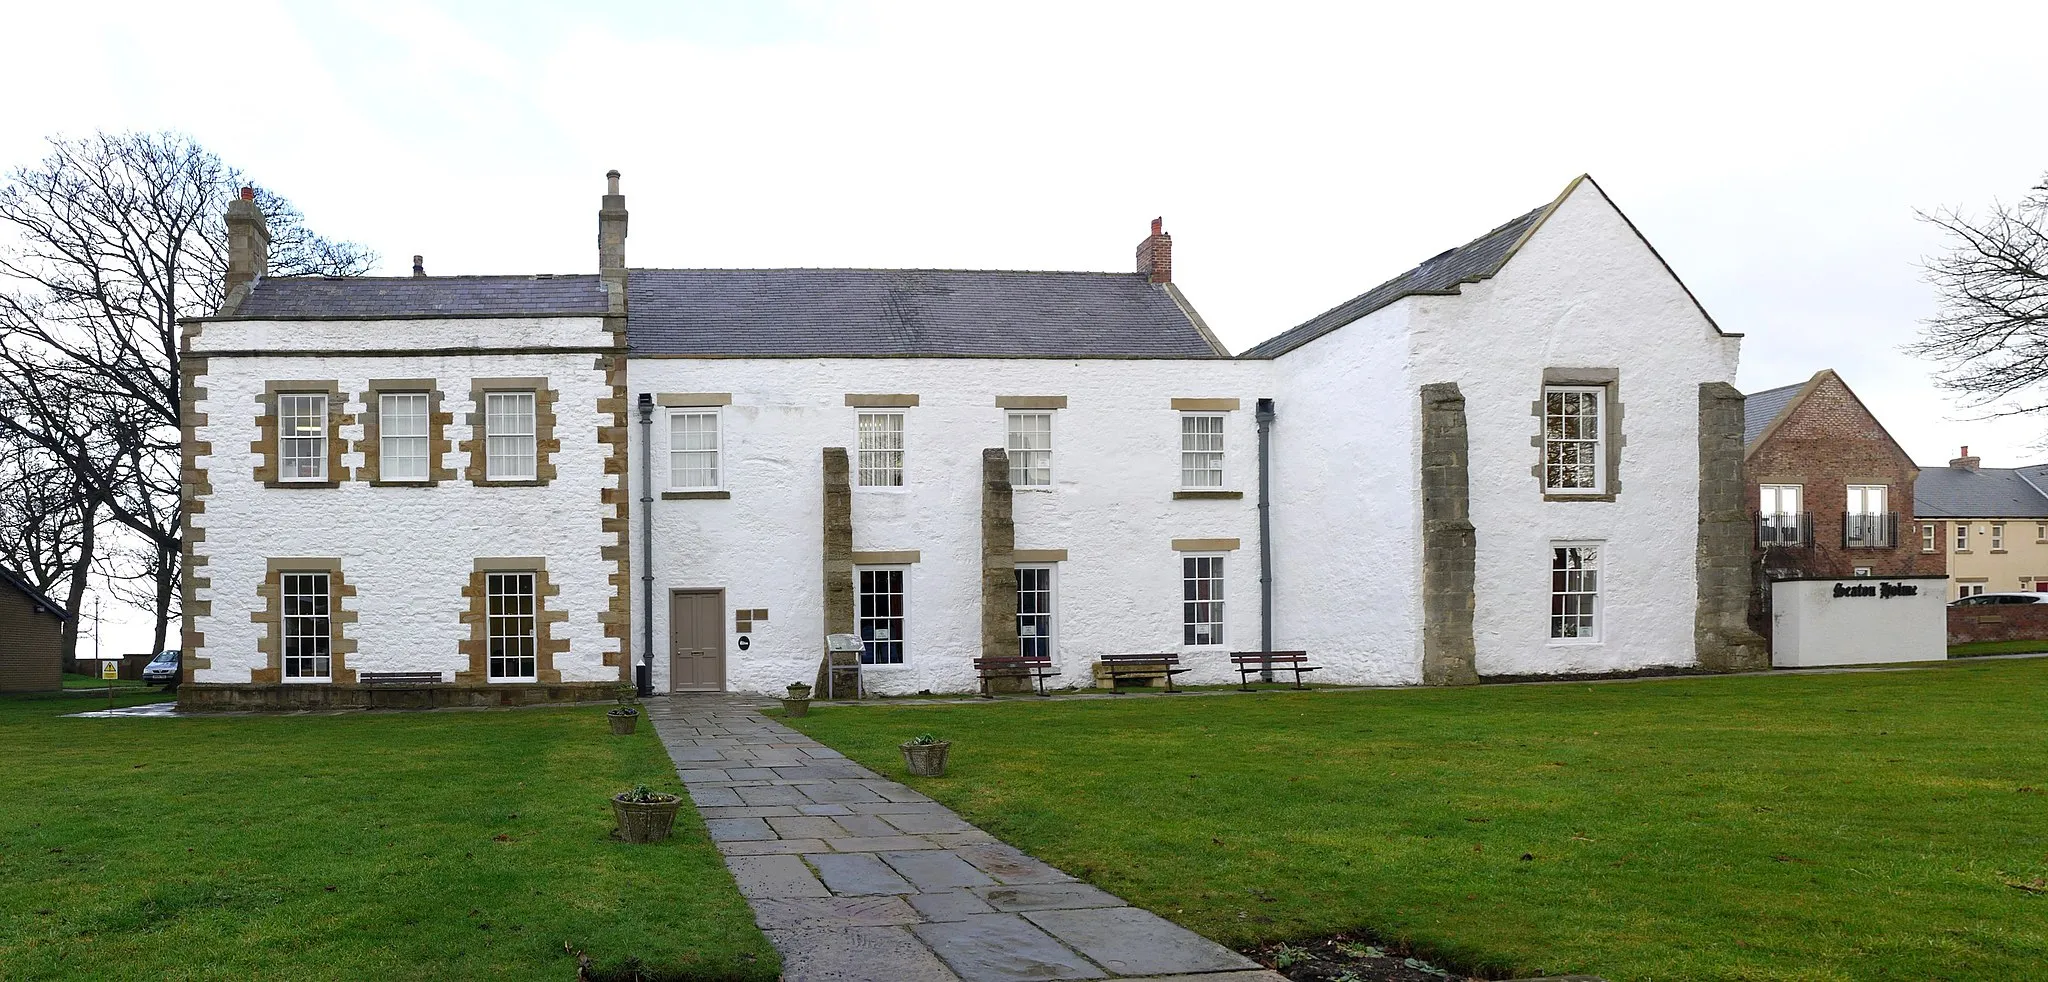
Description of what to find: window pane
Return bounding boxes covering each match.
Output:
[858,413,905,487]
[380,393,430,480]
[669,411,722,488]
[1542,387,1602,492]
[278,394,328,481]
[1016,566,1053,659]
[281,571,332,679]
[1549,546,1600,641]
[485,392,538,481]
[1180,414,1225,488]
[1007,413,1052,487]
[1181,555,1224,646]
[856,567,906,664]
[486,572,538,680]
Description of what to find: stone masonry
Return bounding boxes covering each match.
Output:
[1697,383,1768,671]
[650,696,1280,982]
[1420,383,1478,685]
[979,448,1023,692]
[819,447,854,692]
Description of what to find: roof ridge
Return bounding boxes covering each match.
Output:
[628,267,1147,277]
[257,273,598,283]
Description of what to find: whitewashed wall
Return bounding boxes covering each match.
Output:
[188,316,620,685]
[1405,179,1744,675]
[628,357,1272,695]
[1770,578,1947,667]
[1266,305,1425,685]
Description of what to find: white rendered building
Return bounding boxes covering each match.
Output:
[178,175,1762,706]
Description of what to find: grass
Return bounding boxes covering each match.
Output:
[0,693,777,981]
[60,673,147,690]
[1948,639,2048,657]
[787,658,2048,982]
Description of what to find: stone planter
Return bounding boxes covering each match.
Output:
[781,697,811,718]
[900,740,951,777]
[786,684,813,701]
[612,793,682,844]
[607,708,639,735]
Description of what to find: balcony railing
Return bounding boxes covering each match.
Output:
[1757,512,1813,547]
[1843,511,1898,549]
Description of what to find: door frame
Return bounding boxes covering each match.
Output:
[668,587,726,693]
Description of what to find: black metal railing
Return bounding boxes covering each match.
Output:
[1842,511,1898,549]
[1757,512,1813,547]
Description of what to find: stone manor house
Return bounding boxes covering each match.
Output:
[177,173,1764,706]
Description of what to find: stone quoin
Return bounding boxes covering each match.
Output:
[179,173,1764,704]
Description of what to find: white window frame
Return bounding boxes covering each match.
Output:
[280,570,332,681]
[1016,563,1057,662]
[1542,386,1605,494]
[378,392,431,482]
[1853,566,1874,577]
[1957,524,1971,551]
[1006,411,1053,489]
[1992,523,2005,551]
[484,391,538,481]
[277,392,328,483]
[666,407,723,491]
[1760,484,1803,543]
[486,571,538,682]
[1959,582,1986,599]
[854,565,908,666]
[857,412,906,489]
[1181,553,1226,648]
[1549,542,1603,645]
[1179,413,1226,489]
[2037,522,2046,542]
[1846,485,1889,547]
[1922,523,1937,553]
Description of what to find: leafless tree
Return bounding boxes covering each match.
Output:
[0,131,372,655]
[1908,174,2048,419]
[0,428,97,662]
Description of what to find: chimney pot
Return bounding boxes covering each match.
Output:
[412,255,425,277]
[240,185,254,201]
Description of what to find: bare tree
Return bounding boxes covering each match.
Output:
[0,428,97,663]
[1908,174,2048,417]
[0,131,372,654]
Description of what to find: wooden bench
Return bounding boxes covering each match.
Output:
[972,655,1061,697]
[1228,651,1320,690]
[358,672,445,686]
[1098,654,1191,692]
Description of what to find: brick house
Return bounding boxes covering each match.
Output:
[0,567,66,692]
[1743,369,1944,627]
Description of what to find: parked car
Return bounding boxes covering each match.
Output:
[1949,592,2048,607]
[141,649,181,687]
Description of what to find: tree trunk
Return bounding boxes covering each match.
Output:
[149,538,174,656]
[59,502,97,668]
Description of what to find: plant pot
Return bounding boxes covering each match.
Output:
[612,793,682,843]
[608,708,639,735]
[900,741,951,777]
[786,684,813,701]
[781,697,811,718]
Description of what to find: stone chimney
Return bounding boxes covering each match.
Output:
[1950,446,1981,471]
[1135,217,1171,284]
[411,255,426,277]
[223,185,270,300]
[599,170,628,274]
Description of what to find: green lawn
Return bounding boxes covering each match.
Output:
[60,672,147,689]
[0,693,776,981]
[787,659,2048,982]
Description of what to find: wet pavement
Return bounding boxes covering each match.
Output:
[649,695,1282,982]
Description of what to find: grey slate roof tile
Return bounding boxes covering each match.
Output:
[1914,465,2048,518]
[1239,204,1549,359]
[235,274,606,317]
[625,268,1218,358]
[1742,380,1806,446]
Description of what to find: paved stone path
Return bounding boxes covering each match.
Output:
[649,695,1284,982]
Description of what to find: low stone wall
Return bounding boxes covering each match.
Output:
[177,681,620,711]
[1948,604,2048,644]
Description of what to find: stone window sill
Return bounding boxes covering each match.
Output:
[663,490,731,500]
[265,480,342,490]
[1173,490,1244,500]
[370,480,436,488]
[1955,550,1972,555]
[1991,549,2009,554]
[1543,492,1617,503]
[476,479,547,488]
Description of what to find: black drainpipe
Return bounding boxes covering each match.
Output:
[1256,397,1276,682]
[637,393,656,697]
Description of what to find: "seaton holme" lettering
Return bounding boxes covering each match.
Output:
[1832,582,1920,599]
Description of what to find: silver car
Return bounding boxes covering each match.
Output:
[141,649,181,686]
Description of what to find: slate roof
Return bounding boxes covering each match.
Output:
[1742,380,1807,446]
[1239,204,1550,359]
[0,567,67,621]
[232,275,607,318]
[1914,465,2048,518]
[625,268,1220,358]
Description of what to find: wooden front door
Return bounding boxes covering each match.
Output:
[669,589,725,692]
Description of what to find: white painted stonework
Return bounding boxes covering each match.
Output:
[1770,579,1947,667]
[189,176,1757,697]
[186,316,621,685]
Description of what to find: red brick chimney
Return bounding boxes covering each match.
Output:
[1950,446,1981,471]
[1135,217,1171,284]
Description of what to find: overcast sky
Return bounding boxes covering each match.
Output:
[7,0,2047,652]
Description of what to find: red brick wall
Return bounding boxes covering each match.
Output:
[1747,375,1946,579]
[1948,604,2048,643]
